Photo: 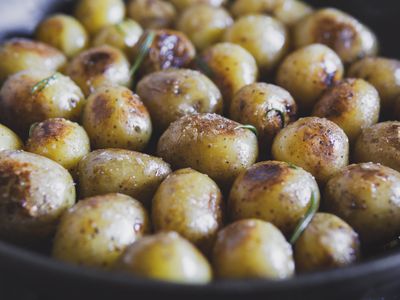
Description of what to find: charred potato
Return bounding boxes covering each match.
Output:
[0,124,23,151]
[127,0,177,29]
[169,0,226,11]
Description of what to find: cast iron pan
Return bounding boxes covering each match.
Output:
[1,1,400,299]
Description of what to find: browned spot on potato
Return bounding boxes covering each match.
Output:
[180,114,239,136]
[386,123,400,151]
[29,119,71,145]
[81,48,115,76]
[122,90,149,116]
[242,163,288,190]
[6,38,61,57]
[91,95,113,123]
[301,122,335,158]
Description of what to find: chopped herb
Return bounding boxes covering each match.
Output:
[235,125,258,136]
[130,30,156,81]
[287,162,298,169]
[31,73,60,94]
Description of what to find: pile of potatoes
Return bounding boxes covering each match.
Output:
[1,0,400,284]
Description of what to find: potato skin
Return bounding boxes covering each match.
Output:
[228,161,320,235]
[324,163,400,245]
[136,69,223,131]
[294,213,360,272]
[212,219,294,279]
[157,113,258,188]
[77,149,171,206]
[116,232,212,283]
[312,78,380,143]
[170,0,226,11]
[276,44,344,112]
[0,124,23,151]
[127,0,177,29]
[52,193,149,268]
[0,150,75,243]
[272,117,349,185]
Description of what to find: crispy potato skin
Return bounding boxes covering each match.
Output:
[127,0,177,29]
[116,232,212,283]
[228,161,320,235]
[0,124,23,151]
[212,219,294,279]
[170,0,226,11]
[52,193,149,268]
[294,213,360,272]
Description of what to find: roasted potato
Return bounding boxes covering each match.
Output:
[276,44,344,112]
[324,163,400,245]
[0,124,23,151]
[77,149,171,206]
[136,69,223,132]
[212,219,294,279]
[157,113,258,188]
[127,0,177,29]
[312,78,380,143]
[294,213,360,272]
[169,0,226,11]
[52,193,149,268]
[0,150,75,243]
[272,117,349,185]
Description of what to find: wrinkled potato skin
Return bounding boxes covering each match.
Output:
[293,8,378,64]
[170,0,226,11]
[157,113,258,188]
[228,161,320,235]
[152,168,223,252]
[294,213,360,272]
[0,150,75,243]
[354,122,400,173]
[324,163,400,245]
[0,38,66,83]
[78,149,171,206]
[128,0,177,29]
[82,86,151,151]
[53,193,149,268]
[312,78,380,143]
[272,117,349,185]
[26,118,90,171]
[136,69,223,131]
[212,219,294,279]
[276,44,344,112]
[177,5,233,51]
[35,14,89,58]
[116,232,212,283]
[0,70,85,137]
[0,124,23,151]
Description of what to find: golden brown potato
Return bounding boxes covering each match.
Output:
[82,86,152,151]
[116,232,212,283]
[35,14,89,58]
[52,193,149,268]
[157,113,258,188]
[312,78,380,143]
[127,0,177,29]
[272,117,349,185]
[276,44,344,112]
[169,0,226,11]
[228,161,320,235]
[212,219,294,279]
[0,124,23,151]
[294,213,360,272]
[324,163,400,245]
[177,4,233,51]
[0,38,66,83]
[66,45,131,97]
[353,122,400,172]
[136,69,223,131]
[77,149,171,206]
[223,15,289,73]
[0,150,75,243]
[0,70,85,137]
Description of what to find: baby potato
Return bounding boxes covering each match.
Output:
[223,15,289,73]
[177,4,233,51]
[35,14,88,58]
[228,161,320,236]
[312,78,380,143]
[294,213,360,272]
[53,193,149,268]
[152,168,223,252]
[116,232,212,283]
[157,113,258,188]
[0,150,75,243]
[293,8,378,65]
[276,44,344,112]
[353,122,400,172]
[212,219,294,279]
[324,163,400,245]
[0,38,66,83]
[127,0,177,29]
[0,124,23,151]
[25,118,90,171]
[136,69,223,132]
[169,0,226,11]
[272,117,349,185]
[0,70,85,137]
[77,149,171,206]
[82,86,151,151]
[74,0,125,35]
[66,45,131,96]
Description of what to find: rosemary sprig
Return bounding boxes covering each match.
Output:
[194,56,214,78]
[130,30,155,79]
[31,73,60,94]
[116,22,128,36]
[235,125,258,137]
[266,108,286,129]
[287,162,298,169]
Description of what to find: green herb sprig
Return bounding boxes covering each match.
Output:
[235,125,258,136]
[31,73,60,94]
[130,30,156,81]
